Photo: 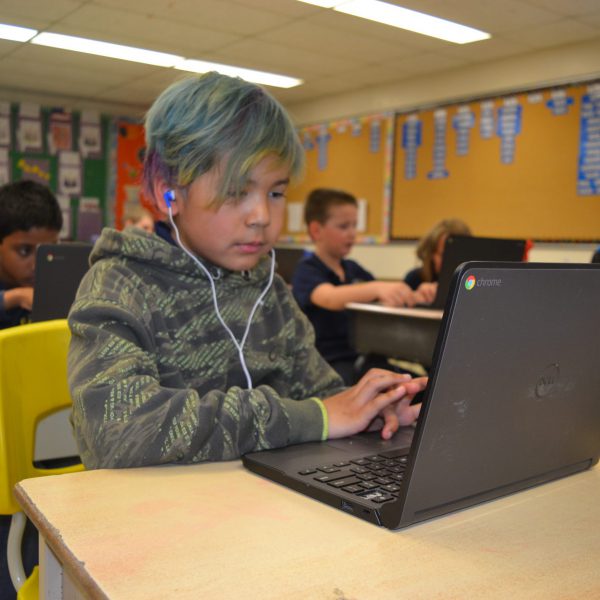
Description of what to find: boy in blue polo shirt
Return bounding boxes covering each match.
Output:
[292,188,435,385]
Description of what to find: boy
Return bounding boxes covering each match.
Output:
[0,180,63,329]
[0,179,62,598]
[292,188,436,384]
[67,73,426,470]
[122,202,154,233]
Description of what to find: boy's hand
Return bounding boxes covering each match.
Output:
[372,281,416,307]
[414,282,438,305]
[323,370,428,439]
[3,286,34,311]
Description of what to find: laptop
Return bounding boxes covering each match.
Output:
[244,262,600,529]
[274,247,306,284]
[31,243,92,322]
[427,235,526,309]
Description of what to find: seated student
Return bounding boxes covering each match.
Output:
[404,218,471,291]
[122,202,155,233]
[291,188,430,385]
[0,180,62,597]
[67,73,427,470]
[0,180,63,329]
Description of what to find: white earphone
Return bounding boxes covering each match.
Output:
[164,189,275,390]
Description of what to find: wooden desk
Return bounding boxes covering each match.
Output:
[15,462,600,599]
[347,302,443,368]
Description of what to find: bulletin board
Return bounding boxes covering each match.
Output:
[0,101,110,241]
[391,81,600,241]
[283,113,394,243]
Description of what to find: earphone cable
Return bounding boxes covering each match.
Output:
[167,206,274,389]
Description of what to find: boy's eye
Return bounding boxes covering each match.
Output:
[16,245,34,258]
[269,190,286,200]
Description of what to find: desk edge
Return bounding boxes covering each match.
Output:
[14,481,110,600]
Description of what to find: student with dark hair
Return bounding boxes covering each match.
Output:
[67,73,426,470]
[0,180,62,329]
[0,179,62,598]
[292,188,431,385]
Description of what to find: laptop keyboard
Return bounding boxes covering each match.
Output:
[297,448,408,504]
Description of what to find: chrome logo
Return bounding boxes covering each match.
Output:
[465,275,476,290]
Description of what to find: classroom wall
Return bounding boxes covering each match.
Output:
[287,38,600,126]
[283,37,600,261]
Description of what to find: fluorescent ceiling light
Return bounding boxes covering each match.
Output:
[26,31,301,88]
[297,0,338,6]
[31,32,182,68]
[175,59,303,89]
[0,23,38,42]
[297,0,490,44]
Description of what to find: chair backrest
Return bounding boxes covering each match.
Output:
[0,319,83,515]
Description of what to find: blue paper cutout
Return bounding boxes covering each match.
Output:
[497,104,522,164]
[402,119,421,180]
[578,93,600,196]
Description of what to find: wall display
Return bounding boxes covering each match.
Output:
[283,113,394,242]
[3,102,110,240]
[392,81,600,241]
[113,121,152,229]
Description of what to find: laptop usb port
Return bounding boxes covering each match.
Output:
[341,500,354,513]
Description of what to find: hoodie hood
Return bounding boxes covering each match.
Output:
[90,226,273,285]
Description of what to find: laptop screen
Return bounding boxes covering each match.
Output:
[432,235,526,309]
[31,243,92,322]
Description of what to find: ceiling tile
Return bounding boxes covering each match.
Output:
[259,19,415,62]
[524,0,600,16]
[501,18,600,48]
[55,5,241,55]
[0,0,84,23]
[205,38,358,77]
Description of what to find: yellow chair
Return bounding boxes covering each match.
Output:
[0,320,84,599]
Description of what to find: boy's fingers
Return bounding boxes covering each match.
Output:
[381,407,399,439]
[369,384,409,415]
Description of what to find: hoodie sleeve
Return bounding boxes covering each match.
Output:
[68,261,344,469]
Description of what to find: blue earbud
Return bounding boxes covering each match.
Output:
[164,190,175,208]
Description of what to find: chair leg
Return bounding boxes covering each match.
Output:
[7,511,27,591]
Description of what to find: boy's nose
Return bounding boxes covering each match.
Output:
[246,195,270,227]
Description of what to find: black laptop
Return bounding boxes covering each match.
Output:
[31,243,92,322]
[274,247,306,284]
[243,262,600,529]
[427,235,526,309]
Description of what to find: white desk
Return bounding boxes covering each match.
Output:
[347,302,443,368]
[15,462,600,599]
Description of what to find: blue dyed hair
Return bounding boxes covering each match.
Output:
[143,72,304,203]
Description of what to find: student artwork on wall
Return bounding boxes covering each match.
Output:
[58,151,82,196]
[113,121,154,230]
[0,148,9,186]
[284,113,394,243]
[392,80,600,241]
[17,103,43,153]
[1,101,110,240]
[47,109,73,155]
[0,102,10,148]
[79,111,103,159]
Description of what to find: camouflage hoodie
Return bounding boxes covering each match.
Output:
[68,227,343,469]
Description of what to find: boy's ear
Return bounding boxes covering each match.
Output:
[307,220,322,242]
[153,180,180,217]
